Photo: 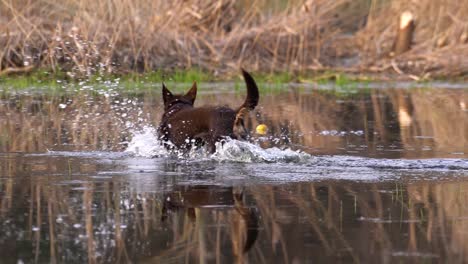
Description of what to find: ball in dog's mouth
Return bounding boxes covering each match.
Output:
[256,124,268,135]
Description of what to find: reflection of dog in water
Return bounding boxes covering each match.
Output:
[162,186,259,254]
[158,69,259,153]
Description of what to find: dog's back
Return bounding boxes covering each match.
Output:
[158,69,259,153]
[161,106,236,150]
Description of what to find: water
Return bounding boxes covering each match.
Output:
[0,82,467,263]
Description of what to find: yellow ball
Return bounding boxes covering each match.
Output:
[256,124,268,135]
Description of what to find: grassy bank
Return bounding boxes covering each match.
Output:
[0,69,209,91]
[0,68,376,94]
[1,0,467,81]
[0,68,305,90]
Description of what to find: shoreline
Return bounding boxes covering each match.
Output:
[0,67,465,92]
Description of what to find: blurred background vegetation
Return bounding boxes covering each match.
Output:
[0,0,467,80]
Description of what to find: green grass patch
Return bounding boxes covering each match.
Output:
[0,70,63,90]
[0,66,443,96]
[122,68,213,84]
[0,68,214,91]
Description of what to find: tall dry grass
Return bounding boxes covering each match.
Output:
[357,0,468,77]
[0,0,467,78]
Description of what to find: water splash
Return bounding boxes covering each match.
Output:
[124,126,168,157]
[124,126,310,163]
[122,128,468,171]
[212,140,310,163]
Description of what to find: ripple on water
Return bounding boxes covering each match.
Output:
[23,126,467,184]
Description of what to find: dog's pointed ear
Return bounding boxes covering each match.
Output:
[162,83,173,105]
[184,82,197,105]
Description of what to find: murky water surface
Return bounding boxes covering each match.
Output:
[0,82,467,263]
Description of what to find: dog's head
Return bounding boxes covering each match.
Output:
[162,82,197,111]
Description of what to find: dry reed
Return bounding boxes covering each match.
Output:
[1,0,465,79]
[357,0,468,78]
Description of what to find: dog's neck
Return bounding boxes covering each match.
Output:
[164,100,193,117]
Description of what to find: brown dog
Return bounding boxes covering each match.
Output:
[158,69,259,153]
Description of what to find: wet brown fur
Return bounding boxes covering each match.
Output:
[158,69,259,153]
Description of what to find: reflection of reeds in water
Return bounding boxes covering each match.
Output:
[390,89,466,157]
[1,155,468,262]
[251,180,468,262]
[0,156,260,263]
[252,88,465,157]
[0,88,465,157]
[404,182,468,263]
[0,92,159,152]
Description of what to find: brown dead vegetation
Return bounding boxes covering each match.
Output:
[0,0,467,79]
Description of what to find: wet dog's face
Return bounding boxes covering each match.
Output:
[162,82,197,110]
